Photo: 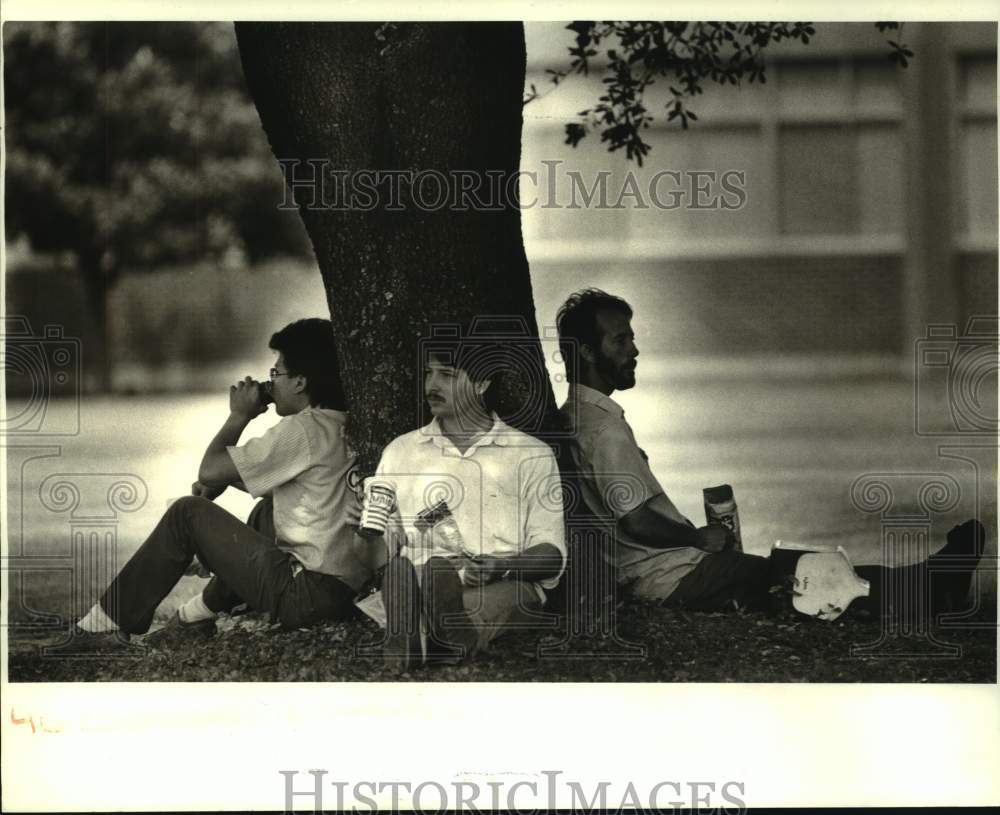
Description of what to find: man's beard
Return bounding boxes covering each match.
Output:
[596,355,636,391]
[616,368,637,390]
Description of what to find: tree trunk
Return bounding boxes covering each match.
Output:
[78,251,113,394]
[234,22,557,472]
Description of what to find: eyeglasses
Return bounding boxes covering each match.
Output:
[269,368,292,381]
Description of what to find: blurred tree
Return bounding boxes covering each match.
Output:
[4,22,311,390]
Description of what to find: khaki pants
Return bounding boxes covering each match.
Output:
[461,579,546,651]
[367,575,547,654]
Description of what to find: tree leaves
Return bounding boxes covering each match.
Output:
[564,122,588,148]
[887,40,915,68]
[554,21,912,162]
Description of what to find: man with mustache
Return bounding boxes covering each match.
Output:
[370,326,566,672]
[555,288,986,620]
[72,318,371,650]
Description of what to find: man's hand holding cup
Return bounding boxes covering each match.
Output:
[230,376,268,420]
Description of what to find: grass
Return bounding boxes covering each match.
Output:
[8,600,996,683]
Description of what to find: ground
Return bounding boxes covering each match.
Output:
[8,600,996,682]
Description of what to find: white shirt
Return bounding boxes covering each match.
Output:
[374,415,567,595]
[227,407,370,590]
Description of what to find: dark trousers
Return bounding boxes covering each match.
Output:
[99,495,356,634]
[665,549,955,618]
[201,495,275,612]
[665,550,773,611]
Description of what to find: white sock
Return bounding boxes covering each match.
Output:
[77,604,118,633]
[178,592,216,624]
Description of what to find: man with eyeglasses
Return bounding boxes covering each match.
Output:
[73,318,372,650]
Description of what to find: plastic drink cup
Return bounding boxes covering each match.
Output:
[359,478,396,538]
[415,500,470,556]
[703,483,742,551]
[258,380,274,407]
[415,500,475,583]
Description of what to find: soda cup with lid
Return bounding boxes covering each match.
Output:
[359,478,397,538]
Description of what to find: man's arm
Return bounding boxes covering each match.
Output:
[463,543,564,586]
[198,379,266,488]
[198,412,252,487]
[463,450,567,587]
[579,422,728,553]
[191,479,249,500]
[619,494,730,553]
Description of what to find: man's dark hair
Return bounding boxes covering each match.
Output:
[269,318,347,410]
[555,288,633,382]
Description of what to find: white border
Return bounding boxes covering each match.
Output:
[2,3,998,811]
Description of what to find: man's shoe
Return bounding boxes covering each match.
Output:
[931,518,987,613]
[382,556,423,673]
[421,557,479,665]
[944,518,987,560]
[64,626,138,653]
[144,612,216,648]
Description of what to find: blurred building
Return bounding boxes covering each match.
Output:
[6,22,996,392]
[523,22,998,375]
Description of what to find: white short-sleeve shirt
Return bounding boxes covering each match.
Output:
[374,415,567,596]
[227,407,370,590]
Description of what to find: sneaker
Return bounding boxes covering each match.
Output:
[382,556,423,673]
[421,557,479,665]
[144,612,216,648]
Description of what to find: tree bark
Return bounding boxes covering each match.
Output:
[234,22,557,472]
